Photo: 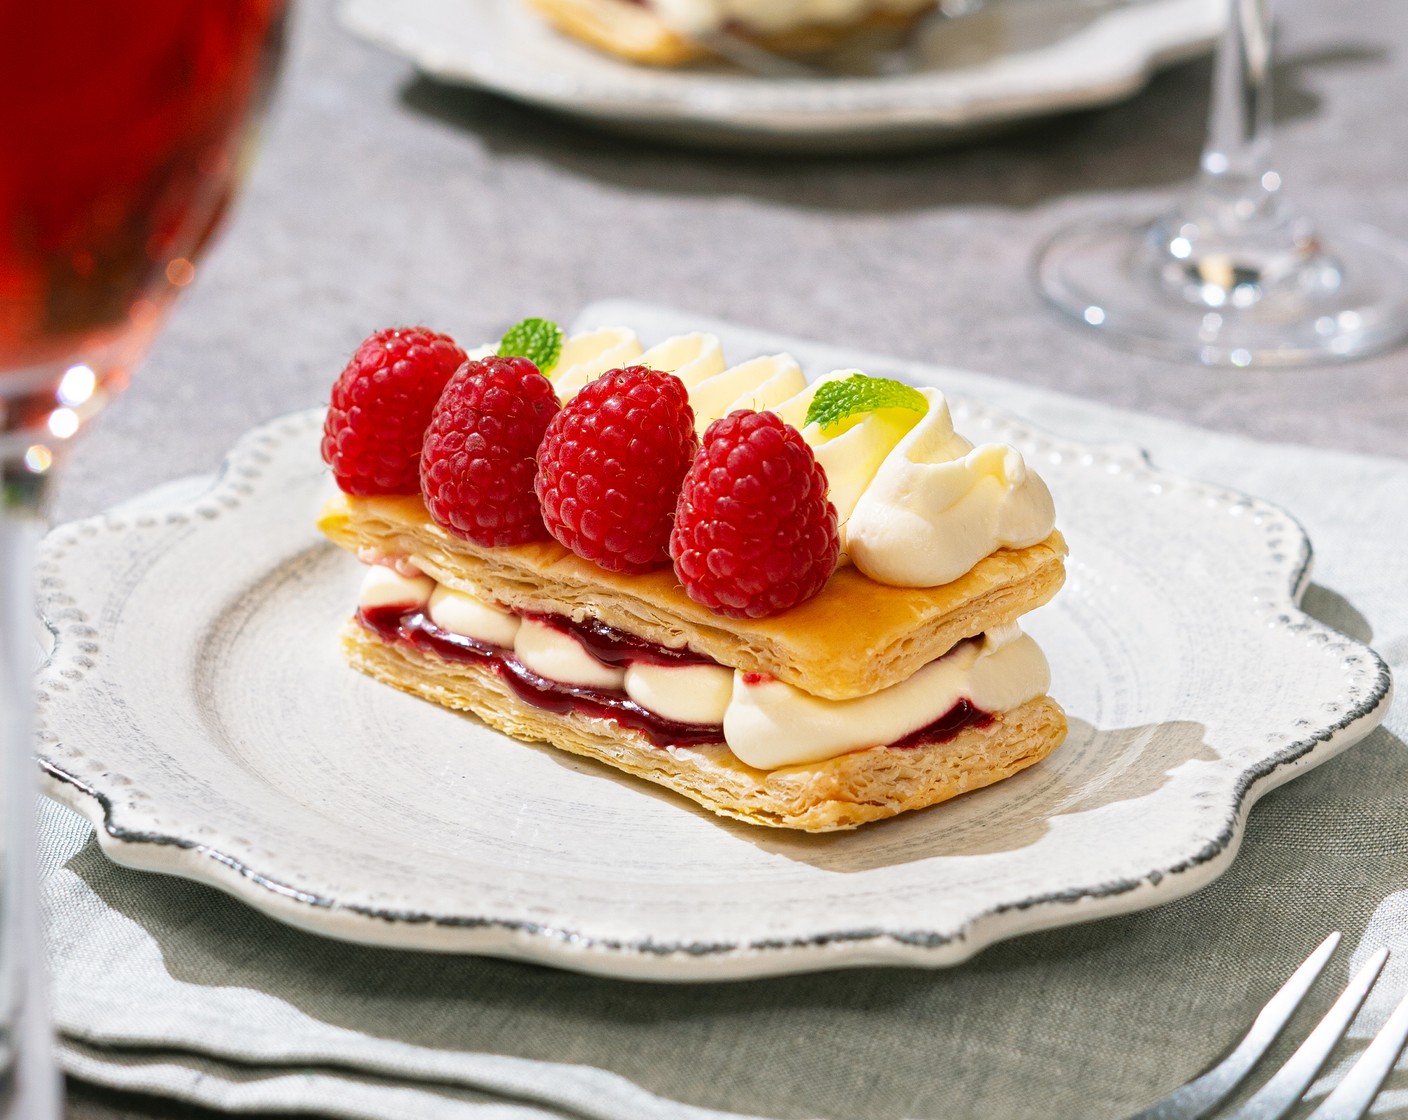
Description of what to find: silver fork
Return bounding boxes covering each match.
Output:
[1129,932,1408,1120]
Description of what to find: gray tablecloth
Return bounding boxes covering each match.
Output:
[45,0,1408,1116]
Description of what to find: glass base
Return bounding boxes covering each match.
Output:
[1035,213,1408,367]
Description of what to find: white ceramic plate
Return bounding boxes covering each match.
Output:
[338,0,1222,151]
[36,325,1389,982]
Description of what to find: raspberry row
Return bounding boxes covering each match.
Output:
[321,324,839,618]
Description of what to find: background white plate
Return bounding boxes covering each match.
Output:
[338,0,1223,151]
[35,321,1389,981]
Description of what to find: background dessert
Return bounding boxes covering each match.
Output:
[523,0,937,65]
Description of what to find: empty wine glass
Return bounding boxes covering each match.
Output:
[1035,0,1408,366]
[0,4,290,1113]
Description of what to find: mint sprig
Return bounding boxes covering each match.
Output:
[497,317,564,374]
[804,374,927,433]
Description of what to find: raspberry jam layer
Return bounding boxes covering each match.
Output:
[358,605,991,754]
[890,700,990,748]
[361,605,720,747]
[526,612,714,668]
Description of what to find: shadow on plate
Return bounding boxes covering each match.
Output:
[1300,581,1373,645]
[532,716,1216,867]
[743,717,1215,870]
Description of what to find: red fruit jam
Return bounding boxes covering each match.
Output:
[360,605,719,748]
[358,606,992,753]
[524,613,715,668]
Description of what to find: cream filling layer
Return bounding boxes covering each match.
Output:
[723,623,1048,769]
[356,568,1049,771]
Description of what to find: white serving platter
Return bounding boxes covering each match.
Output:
[35,317,1389,981]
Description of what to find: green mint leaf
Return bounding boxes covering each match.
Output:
[804,374,927,433]
[497,317,564,374]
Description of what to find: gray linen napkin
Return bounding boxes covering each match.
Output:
[37,303,1408,1119]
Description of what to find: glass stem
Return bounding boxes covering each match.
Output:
[0,459,61,1118]
[1198,0,1276,213]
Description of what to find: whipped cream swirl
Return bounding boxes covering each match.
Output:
[844,389,1056,587]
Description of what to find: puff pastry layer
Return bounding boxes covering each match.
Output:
[319,493,1067,701]
[341,619,1067,832]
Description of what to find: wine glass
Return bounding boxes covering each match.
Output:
[1034,0,1408,366]
[0,2,290,1113]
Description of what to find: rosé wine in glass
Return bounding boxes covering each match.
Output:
[1,0,287,451]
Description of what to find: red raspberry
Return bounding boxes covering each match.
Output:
[670,411,839,618]
[322,326,466,495]
[420,356,560,547]
[534,366,697,573]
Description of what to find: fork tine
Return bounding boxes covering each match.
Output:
[1127,932,1342,1120]
[1220,948,1390,1120]
[1305,982,1408,1120]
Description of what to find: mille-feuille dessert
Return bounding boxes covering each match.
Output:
[318,318,1066,832]
[524,0,936,65]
